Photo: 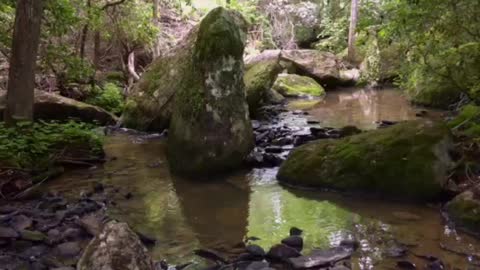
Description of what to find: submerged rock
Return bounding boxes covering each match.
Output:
[167,7,254,176]
[272,74,325,97]
[278,120,454,201]
[77,221,154,270]
[0,90,117,125]
[289,247,352,269]
[446,185,480,235]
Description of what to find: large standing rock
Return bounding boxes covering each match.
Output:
[0,90,117,125]
[277,120,454,201]
[446,185,480,236]
[77,221,154,270]
[167,7,254,176]
[272,74,325,97]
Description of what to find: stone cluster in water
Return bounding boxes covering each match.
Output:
[245,104,362,168]
[188,228,354,270]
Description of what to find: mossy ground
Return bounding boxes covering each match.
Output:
[278,120,453,201]
[272,74,325,97]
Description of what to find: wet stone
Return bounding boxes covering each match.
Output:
[246,244,266,257]
[339,239,360,251]
[288,247,352,269]
[267,244,301,261]
[55,241,82,258]
[290,227,303,236]
[20,230,47,242]
[10,214,33,231]
[21,245,49,259]
[246,261,269,270]
[0,225,19,238]
[61,227,84,241]
[281,235,303,251]
[397,260,416,269]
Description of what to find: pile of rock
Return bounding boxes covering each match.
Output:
[192,228,354,270]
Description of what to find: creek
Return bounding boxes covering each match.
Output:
[46,87,480,269]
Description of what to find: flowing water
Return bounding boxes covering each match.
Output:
[46,88,480,269]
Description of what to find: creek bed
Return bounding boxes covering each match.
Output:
[45,87,480,269]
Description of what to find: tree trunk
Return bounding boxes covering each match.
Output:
[93,31,101,68]
[127,51,140,81]
[347,0,359,62]
[5,0,43,124]
[152,0,161,59]
[79,0,92,59]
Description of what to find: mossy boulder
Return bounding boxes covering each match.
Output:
[280,50,341,87]
[167,7,254,176]
[244,59,283,115]
[0,90,117,125]
[446,186,480,236]
[272,74,325,97]
[277,120,454,201]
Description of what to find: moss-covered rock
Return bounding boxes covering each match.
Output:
[167,7,254,176]
[0,90,117,125]
[446,186,480,236]
[277,120,454,201]
[272,74,325,97]
[244,59,283,115]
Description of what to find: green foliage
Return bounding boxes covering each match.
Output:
[0,121,103,170]
[315,16,348,53]
[86,82,125,114]
[449,104,480,138]
[0,1,14,53]
[100,0,158,47]
[381,0,480,108]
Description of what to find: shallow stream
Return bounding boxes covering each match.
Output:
[47,88,480,269]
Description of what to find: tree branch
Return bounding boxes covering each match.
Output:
[101,0,127,10]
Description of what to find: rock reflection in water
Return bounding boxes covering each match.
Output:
[170,173,249,250]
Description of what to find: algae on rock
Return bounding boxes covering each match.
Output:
[167,7,253,176]
[277,120,454,201]
[244,59,283,115]
[272,74,325,97]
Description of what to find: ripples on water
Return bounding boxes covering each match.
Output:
[46,88,479,269]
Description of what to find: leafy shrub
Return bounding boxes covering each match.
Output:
[0,121,103,170]
[86,83,125,114]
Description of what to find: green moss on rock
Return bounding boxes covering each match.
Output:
[167,7,253,176]
[277,120,454,201]
[446,188,480,236]
[244,59,283,115]
[272,74,325,97]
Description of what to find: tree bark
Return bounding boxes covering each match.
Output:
[79,0,92,59]
[93,31,101,68]
[5,0,44,124]
[127,51,140,81]
[152,0,161,59]
[347,0,359,62]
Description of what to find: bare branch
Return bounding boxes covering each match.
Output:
[101,0,127,10]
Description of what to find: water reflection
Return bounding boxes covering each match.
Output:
[171,173,249,249]
[43,88,478,269]
[301,88,430,129]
